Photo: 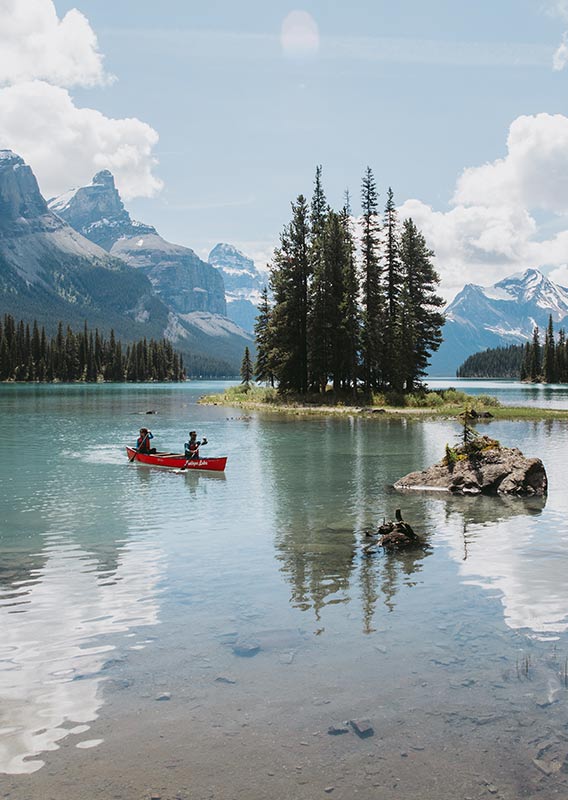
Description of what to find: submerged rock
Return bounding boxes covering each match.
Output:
[394,438,547,497]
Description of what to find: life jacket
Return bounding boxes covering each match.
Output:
[137,435,150,453]
[185,439,199,458]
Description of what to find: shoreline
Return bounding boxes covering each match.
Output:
[199,393,568,420]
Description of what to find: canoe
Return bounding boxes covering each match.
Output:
[126,447,227,472]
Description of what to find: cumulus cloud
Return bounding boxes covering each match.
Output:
[454,114,568,213]
[0,0,161,199]
[0,81,163,199]
[0,0,109,87]
[400,113,568,300]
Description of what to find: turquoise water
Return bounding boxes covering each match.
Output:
[2,382,568,799]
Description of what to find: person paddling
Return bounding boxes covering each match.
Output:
[136,428,156,454]
[184,430,207,460]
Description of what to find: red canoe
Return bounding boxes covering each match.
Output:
[126,447,227,472]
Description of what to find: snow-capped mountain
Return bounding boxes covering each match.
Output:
[50,173,227,316]
[0,152,252,371]
[0,150,170,338]
[208,243,267,332]
[429,268,568,375]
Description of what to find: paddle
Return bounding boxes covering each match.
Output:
[130,432,149,462]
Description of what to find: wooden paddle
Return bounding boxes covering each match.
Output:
[130,432,149,462]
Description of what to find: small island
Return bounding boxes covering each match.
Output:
[200,383,568,421]
[394,414,548,496]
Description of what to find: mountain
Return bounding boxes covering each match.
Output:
[208,243,267,332]
[0,152,252,373]
[0,150,171,340]
[429,269,568,375]
[49,172,226,316]
[48,170,253,369]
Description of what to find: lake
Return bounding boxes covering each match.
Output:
[1,380,568,800]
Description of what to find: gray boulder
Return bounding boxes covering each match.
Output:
[394,440,547,496]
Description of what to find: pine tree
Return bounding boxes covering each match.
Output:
[529,326,541,382]
[398,218,445,389]
[557,328,567,382]
[240,346,254,387]
[269,195,311,393]
[338,192,360,392]
[254,286,274,385]
[543,315,556,383]
[360,167,382,391]
[382,187,403,388]
[308,166,331,392]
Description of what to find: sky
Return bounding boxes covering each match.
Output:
[3,0,568,299]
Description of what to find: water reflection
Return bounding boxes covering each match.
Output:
[422,492,568,638]
[0,455,166,775]
[265,417,433,630]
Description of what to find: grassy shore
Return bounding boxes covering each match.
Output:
[199,385,568,420]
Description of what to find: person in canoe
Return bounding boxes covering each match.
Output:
[136,428,156,455]
[184,430,208,460]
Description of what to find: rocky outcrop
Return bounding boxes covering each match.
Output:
[394,438,547,496]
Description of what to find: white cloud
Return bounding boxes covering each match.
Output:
[0,0,110,87]
[454,114,568,213]
[547,263,568,287]
[399,113,568,300]
[553,32,568,69]
[0,81,163,199]
[0,0,162,199]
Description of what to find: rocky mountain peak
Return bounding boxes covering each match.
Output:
[0,149,49,227]
[92,169,116,188]
[208,242,266,332]
[209,242,255,272]
[48,170,155,251]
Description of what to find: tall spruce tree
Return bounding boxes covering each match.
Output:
[382,187,403,388]
[360,167,382,391]
[338,192,360,392]
[269,195,311,393]
[543,315,556,383]
[254,286,274,386]
[398,218,445,389]
[240,346,254,387]
[307,166,330,392]
[529,326,541,381]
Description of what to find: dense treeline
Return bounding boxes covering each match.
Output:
[0,315,185,382]
[520,316,568,383]
[457,344,524,379]
[456,316,568,383]
[254,167,445,394]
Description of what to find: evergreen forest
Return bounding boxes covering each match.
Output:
[254,167,445,395]
[457,316,568,383]
[0,315,186,382]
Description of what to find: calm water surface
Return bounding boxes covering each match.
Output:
[1,381,568,799]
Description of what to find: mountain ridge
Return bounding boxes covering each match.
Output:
[429,268,568,375]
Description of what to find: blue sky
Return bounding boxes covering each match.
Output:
[3,1,568,296]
